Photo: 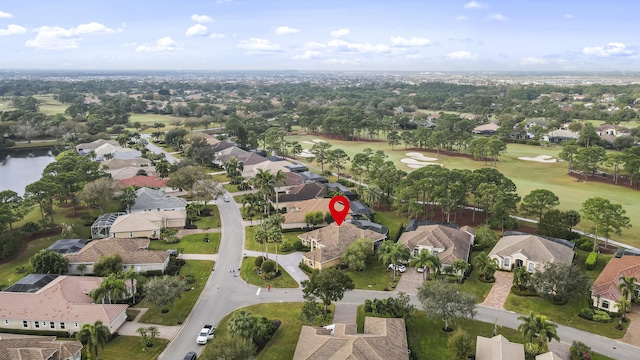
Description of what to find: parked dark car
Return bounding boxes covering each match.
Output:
[183,351,197,360]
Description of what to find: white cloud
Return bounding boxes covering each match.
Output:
[302,41,325,50]
[327,39,391,54]
[275,26,299,35]
[292,50,322,60]
[330,28,350,38]
[0,24,26,36]
[390,36,431,47]
[446,50,476,60]
[464,1,487,9]
[191,14,213,23]
[135,37,182,52]
[489,13,508,21]
[582,42,634,57]
[186,24,208,36]
[564,14,574,19]
[209,33,225,39]
[406,54,424,59]
[456,15,468,20]
[0,11,13,18]
[237,38,281,53]
[520,57,547,65]
[25,22,119,50]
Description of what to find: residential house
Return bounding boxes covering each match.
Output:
[489,234,575,272]
[293,317,409,360]
[242,160,291,179]
[91,213,126,239]
[545,129,579,143]
[94,143,141,161]
[298,171,329,184]
[0,334,83,360]
[120,176,167,189]
[349,200,374,221]
[473,123,500,135]
[591,256,640,312]
[130,187,187,213]
[101,157,153,170]
[75,139,119,155]
[285,163,309,173]
[0,275,128,335]
[109,210,186,239]
[398,224,475,268]
[65,238,170,275]
[475,335,525,360]
[283,198,337,229]
[274,183,326,210]
[325,182,356,200]
[299,222,387,270]
[106,165,157,181]
[275,171,305,193]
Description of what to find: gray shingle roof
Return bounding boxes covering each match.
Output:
[488,235,574,265]
[131,187,187,212]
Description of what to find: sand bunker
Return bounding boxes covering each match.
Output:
[312,139,326,143]
[518,155,557,163]
[297,149,315,158]
[400,158,442,168]
[405,152,438,162]
[302,141,316,145]
[406,163,443,169]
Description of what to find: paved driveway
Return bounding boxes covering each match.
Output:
[480,271,513,309]
[622,304,640,347]
[394,267,424,295]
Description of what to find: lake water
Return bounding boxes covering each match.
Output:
[0,149,56,196]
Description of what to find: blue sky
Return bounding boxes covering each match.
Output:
[0,0,638,71]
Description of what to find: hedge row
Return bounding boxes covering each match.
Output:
[585,251,598,270]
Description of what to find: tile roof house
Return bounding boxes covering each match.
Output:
[489,235,575,273]
[109,210,186,239]
[293,317,409,360]
[475,335,525,360]
[473,123,500,135]
[106,165,157,180]
[275,183,326,210]
[545,129,579,143]
[0,334,83,360]
[130,187,187,213]
[101,157,152,170]
[242,160,292,179]
[591,256,640,312]
[398,224,475,266]
[299,222,387,270]
[283,198,345,229]
[120,175,167,188]
[65,238,170,275]
[75,139,119,155]
[0,276,128,335]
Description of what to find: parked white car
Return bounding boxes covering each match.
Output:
[388,264,407,273]
[196,325,215,344]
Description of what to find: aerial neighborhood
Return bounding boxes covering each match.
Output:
[2,72,640,360]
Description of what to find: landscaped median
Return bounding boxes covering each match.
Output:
[241,256,298,288]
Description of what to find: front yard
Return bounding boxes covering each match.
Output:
[147,233,221,254]
[101,335,169,360]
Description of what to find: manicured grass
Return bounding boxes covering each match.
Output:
[147,233,220,254]
[244,226,301,254]
[374,211,407,241]
[210,173,230,182]
[126,308,141,321]
[342,256,396,291]
[136,260,213,325]
[8,141,64,149]
[193,208,222,229]
[0,236,58,288]
[575,249,614,282]
[101,335,168,360]
[458,251,495,303]
[240,257,299,288]
[233,194,246,204]
[222,183,240,192]
[504,294,628,339]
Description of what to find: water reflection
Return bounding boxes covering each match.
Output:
[0,148,56,196]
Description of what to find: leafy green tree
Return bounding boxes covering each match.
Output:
[417,280,476,331]
[120,186,137,213]
[30,249,68,274]
[76,320,111,360]
[448,329,473,360]
[520,189,560,222]
[136,326,159,347]
[303,210,324,228]
[512,265,532,291]
[166,165,207,196]
[531,263,590,304]
[0,190,28,232]
[143,276,186,313]
[301,267,354,312]
[537,210,570,239]
[473,251,498,281]
[387,130,401,150]
[409,250,441,281]
[558,142,579,174]
[25,176,63,229]
[326,148,350,179]
[155,160,171,178]
[202,334,255,360]
[341,238,374,271]
[377,240,411,282]
[581,197,631,251]
[309,141,332,172]
[81,178,115,214]
[193,178,223,212]
[574,146,606,181]
[564,210,581,231]
[363,292,416,320]
[475,224,499,249]
[93,254,123,277]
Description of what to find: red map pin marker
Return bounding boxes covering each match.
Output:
[329,195,350,226]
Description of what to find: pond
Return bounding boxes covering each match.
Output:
[0,148,56,196]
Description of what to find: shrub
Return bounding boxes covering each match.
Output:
[526,140,541,146]
[142,270,164,277]
[571,341,593,360]
[592,310,612,323]
[293,239,310,251]
[165,236,180,244]
[14,266,26,274]
[260,260,276,273]
[21,221,40,236]
[255,256,265,267]
[298,261,314,274]
[585,252,597,270]
[80,213,95,226]
[578,241,593,252]
[578,308,595,320]
[184,274,195,284]
[511,286,538,297]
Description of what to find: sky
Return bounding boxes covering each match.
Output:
[0,0,639,72]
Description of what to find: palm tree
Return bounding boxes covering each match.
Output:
[76,263,87,276]
[618,276,638,301]
[76,320,111,360]
[617,297,631,323]
[252,169,277,217]
[362,186,382,209]
[377,240,411,282]
[517,310,538,343]
[535,315,559,349]
[513,265,532,291]
[409,250,441,281]
[228,310,257,340]
[124,269,137,303]
[451,259,470,283]
[242,192,263,226]
[473,251,498,281]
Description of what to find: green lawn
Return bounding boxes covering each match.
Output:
[575,249,614,282]
[374,211,407,241]
[504,294,628,339]
[147,233,220,254]
[0,236,59,289]
[458,251,495,303]
[210,173,230,182]
[244,227,301,254]
[136,260,213,325]
[193,208,222,229]
[240,257,299,288]
[100,335,168,360]
[288,135,640,247]
[222,183,240,192]
[343,256,396,291]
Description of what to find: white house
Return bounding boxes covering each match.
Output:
[488,235,574,272]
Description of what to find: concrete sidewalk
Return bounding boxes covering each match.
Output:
[117,308,182,340]
[243,250,309,284]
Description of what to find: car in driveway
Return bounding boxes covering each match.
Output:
[416,265,426,273]
[183,351,197,360]
[387,263,407,273]
[223,195,230,202]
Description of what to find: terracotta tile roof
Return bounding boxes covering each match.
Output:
[293,317,409,360]
[120,176,167,188]
[398,225,474,265]
[65,238,169,265]
[475,335,525,360]
[109,210,186,233]
[592,256,640,301]
[489,235,574,265]
[279,183,326,203]
[0,335,83,360]
[0,276,127,324]
[284,198,349,225]
[300,222,386,264]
